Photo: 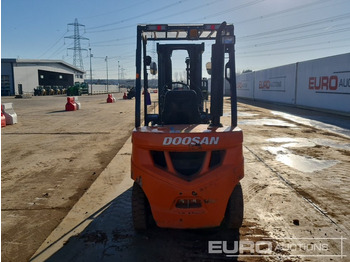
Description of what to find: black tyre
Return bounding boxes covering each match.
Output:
[224,182,244,229]
[132,182,150,231]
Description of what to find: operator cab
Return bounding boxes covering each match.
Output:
[162,87,201,125]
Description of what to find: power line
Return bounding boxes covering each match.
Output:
[189,0,266,22]
[240,12,350,40]
[235,0,333,25]
[48,43,69,59]
[146,0,225,23]
[79,0,148,20]
[238,22,350,42]
[240,27,350,49]
[86,0,189,31]
[89,36,134,45]
[237,37,350,55]
[92,42,134,47]
[237,43,350,58]
[38,31,68,58]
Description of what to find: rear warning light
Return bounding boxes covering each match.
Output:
[146,25,168,31]
[176,198,202,209]
[204,24,220,31]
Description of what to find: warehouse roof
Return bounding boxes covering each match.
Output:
[1,59,85,74]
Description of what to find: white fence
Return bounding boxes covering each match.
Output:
[236,72,254,99]
[254,64,297,104]
[236,53,350,114]
[296,54,350,112]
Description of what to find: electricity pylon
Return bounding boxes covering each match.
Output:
[65,18,89,70]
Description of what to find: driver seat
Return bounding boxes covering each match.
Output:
[162,89,201,125]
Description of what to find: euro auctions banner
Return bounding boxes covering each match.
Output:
[296,53,350,113]
[236,72,254,99]
[254,63,297,104]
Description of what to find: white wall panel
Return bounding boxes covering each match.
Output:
[236,72,254,99]
[235,53,349,113]
[254,64,297,104]
[296,53,350,113]
[13,66,38,94]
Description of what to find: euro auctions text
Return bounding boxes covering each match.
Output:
[208,237,347,259]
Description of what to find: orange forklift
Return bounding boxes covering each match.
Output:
[131,22,244,230]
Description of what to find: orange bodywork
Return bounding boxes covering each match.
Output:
[131,124,244,229]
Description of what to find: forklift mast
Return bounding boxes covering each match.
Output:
[135,22,237,128]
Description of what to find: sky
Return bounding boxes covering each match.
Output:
[1,0,350,80]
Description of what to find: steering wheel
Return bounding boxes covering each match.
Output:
[168,82,190,91]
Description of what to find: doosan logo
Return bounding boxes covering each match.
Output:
[163,136,219,146]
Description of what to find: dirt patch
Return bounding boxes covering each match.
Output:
[1,94,136,262]
[80,231,108,244]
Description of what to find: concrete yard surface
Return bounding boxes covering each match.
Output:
[1,93,136,262]
[2,94,350,261]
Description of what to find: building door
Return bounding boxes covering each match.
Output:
[38,70,74,88]
[18,84,23,95]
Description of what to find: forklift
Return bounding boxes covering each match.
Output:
[131,22,244,230]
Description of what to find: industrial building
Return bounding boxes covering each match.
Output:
[1,59,85,96]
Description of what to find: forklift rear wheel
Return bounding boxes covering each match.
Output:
[132,182,151,231]
[225,182,244,229]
